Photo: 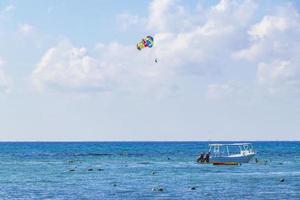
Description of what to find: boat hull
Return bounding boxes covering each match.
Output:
[212,162,240,165]
[209,153,255,164]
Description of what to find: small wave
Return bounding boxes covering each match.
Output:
[137,162,152,165]
[117,153,144,157]
[74,153,114,157]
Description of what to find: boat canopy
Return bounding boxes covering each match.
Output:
[208,143,251,147]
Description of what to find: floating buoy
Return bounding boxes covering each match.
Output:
[280,178,285,182]
[190,187,196,190]
[152,187,164,192]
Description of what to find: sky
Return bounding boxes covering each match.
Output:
[0,0,300,141]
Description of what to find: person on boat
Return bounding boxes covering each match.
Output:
[197,153,204,163]
[205,152,210,163]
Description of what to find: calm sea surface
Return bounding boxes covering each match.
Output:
[0,142,299,199]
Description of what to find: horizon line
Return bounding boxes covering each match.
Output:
[0,140,299,143]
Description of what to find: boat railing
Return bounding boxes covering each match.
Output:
[210,149,254,157]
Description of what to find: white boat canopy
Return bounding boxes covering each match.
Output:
[208,143,252,147]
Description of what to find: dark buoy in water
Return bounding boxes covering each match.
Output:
[113,183,117,187]
[88,168,93,171]
[190,186,196,190]
[155,58,158,63]
[151,171,156,175]
[97,168,104,171]
[264,160,268,165]
[152,187,164,192]
[280,178,285,182]
[69,169,76,172]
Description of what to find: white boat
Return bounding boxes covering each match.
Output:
[197,143,256,165]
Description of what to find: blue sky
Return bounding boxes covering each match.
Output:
[0,0,300,141]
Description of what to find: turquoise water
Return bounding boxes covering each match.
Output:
[0,142,299,199]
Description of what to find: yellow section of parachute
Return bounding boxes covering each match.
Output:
[137,36,154,50]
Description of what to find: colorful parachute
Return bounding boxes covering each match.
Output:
[137,36,154,50]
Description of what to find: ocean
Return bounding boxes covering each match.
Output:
[0,142,299,199]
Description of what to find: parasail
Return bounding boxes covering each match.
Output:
[137,36,154,50]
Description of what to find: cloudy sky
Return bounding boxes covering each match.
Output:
[0,0,300,141]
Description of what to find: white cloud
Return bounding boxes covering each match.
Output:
[207,81,240,100]
[257,60,300,94]
[19,23,34,35]
[148,0,186,32]
[31,40,172,94]
[0,58,12,93]
[3,4,15,13]
[31,0,300,97]
[258,61,295,83]
[32,40,105,92]
[116,12,146,30]
[235,5,300,94]
[249,16,291,39]
[0,4,15,20]
[17,23,47,48]
[147,0,258,75]
[31,0,260,94]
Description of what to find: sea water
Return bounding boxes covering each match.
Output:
[0,142,299,199]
